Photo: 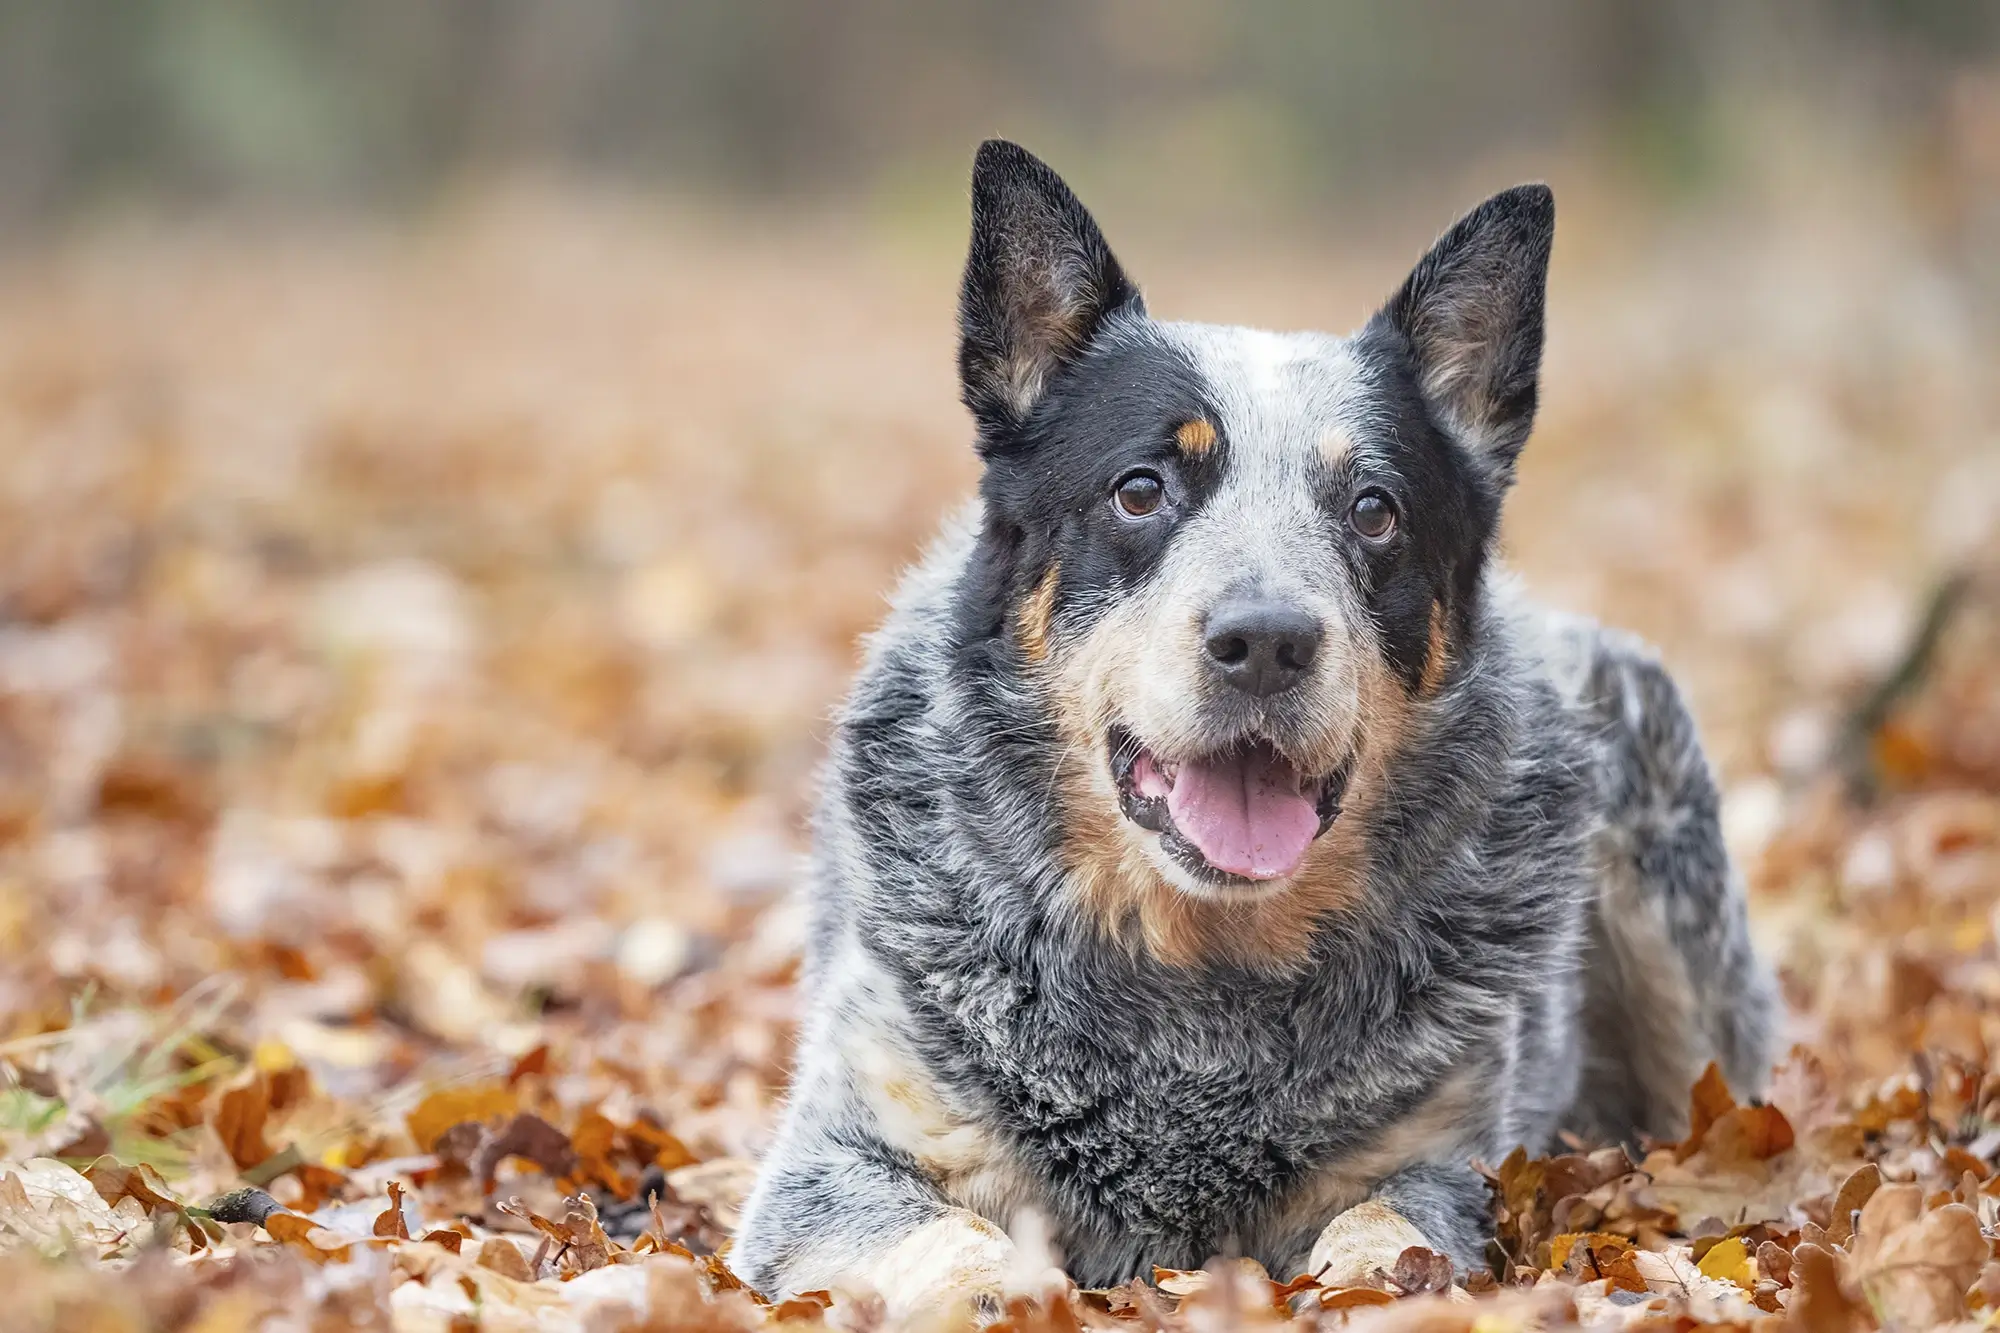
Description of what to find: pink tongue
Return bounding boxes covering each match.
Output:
[1165,746,1320,880]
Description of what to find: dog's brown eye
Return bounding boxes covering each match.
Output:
[1113,470,1165,518]
[1350,492,1396,540]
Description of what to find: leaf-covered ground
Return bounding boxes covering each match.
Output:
[1,183,1997,1331]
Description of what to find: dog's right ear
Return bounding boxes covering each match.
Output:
[958,140,1143,450]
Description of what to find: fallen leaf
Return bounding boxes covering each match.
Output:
[1389,1246,1455,1295]
[83,1157,183,1214]
[1314,1287,1397,1310]
[476,1236,535,1280]
[1848,1184,1985,1326]
[373,1179,411,1239]
[469,1112,577,1190]
[406,1083,520,1153]
[569,1105,631,1196]
[1696,1235,1756,1289]
[265,1211,352,1264]
[213,1075,277,1171]
[1826,1162,1881,1246]
[664,1156,756,1232]
[1789,1242,1872,1333]
[0,1158,133,1256]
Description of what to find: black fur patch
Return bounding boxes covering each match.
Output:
[959,139,1144,446]
[1341,335,1506,691]
[955,329,1223,653]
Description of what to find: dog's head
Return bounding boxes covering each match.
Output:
[958,140,1551,904]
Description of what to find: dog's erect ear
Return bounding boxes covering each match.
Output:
[1373,184,1553,479]
[958,140,1143,447]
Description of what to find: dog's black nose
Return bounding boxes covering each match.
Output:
[1203,599,1321,697]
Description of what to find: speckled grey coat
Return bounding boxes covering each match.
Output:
[732,141,1774,1310]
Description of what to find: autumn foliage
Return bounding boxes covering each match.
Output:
[2,185,1999,1330]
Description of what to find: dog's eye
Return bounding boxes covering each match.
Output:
[1113,470,1166,518]
[1349,491,1397,540]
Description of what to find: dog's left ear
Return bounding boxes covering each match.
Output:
[1373,184,1553,481]
[959,140,1144,450]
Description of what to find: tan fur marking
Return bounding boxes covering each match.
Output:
[1420,600,1451,696]
[1016,564,1060,663]
[1308,1200,1433,1286]
[844,1023,1033,1227]
[850,1036,995,1179]
[1175,417,1217,456]
[1319,428,1354,464]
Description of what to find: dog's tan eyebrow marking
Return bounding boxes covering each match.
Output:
[1319,428,1355,465]
[1016,564,1060,662]
[1419,601,1451,695]
[1175,418,1217,457]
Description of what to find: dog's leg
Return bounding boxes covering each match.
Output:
[1565,631,1778,1141]
[733,1129,1015,1316]
[1304,1162,1490,1286]
[733,1041,1018,1318]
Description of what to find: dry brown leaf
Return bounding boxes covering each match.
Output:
[769,1291,831,1321]
[1826,1162,1882,1246]
[419,1226,465,1254]
[264,1211,352,1265]
[1313,1287,1398,1310]
[507,1045,551,1084]
[372,1179,411,1239]
[496,1191,615,1276]
[82,1158,182,1215]
[625,1117,698,1172]
[1679,1062,1739,1160]
[476,1236,535,1281]
[569,1105,631,1196]
[470,1112,577,1191]
[406,1083,521,1153]
[1790,1242,1872,1333]
[1389,1246,1455,1295]
[1847,1184,1985,1326]
[212,1075,277,1172]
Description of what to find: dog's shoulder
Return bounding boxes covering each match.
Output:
[1486,569,1712,802]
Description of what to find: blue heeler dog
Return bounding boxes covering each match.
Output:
[733,141,1776,1316]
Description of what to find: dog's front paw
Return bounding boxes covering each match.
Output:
[1307,1200,1436,1288]
[853,1209,1017,1320]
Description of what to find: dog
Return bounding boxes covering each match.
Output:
[732,140,1775,1316]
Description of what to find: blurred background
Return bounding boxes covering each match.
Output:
[4,1,2000,244]
[2,0,2000,1293]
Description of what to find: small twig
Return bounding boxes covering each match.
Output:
[1832,569,1974,802]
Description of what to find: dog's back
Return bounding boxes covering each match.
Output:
[1529,607,1777,1143]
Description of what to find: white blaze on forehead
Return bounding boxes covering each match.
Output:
[1157,321,1376,486]
[1151,321,1378,603]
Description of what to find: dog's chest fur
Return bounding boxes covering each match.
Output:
[819,528,1598,1279]
[902,943,1494,1251]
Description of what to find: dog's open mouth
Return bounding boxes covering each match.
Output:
[1109,727,1352,883]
